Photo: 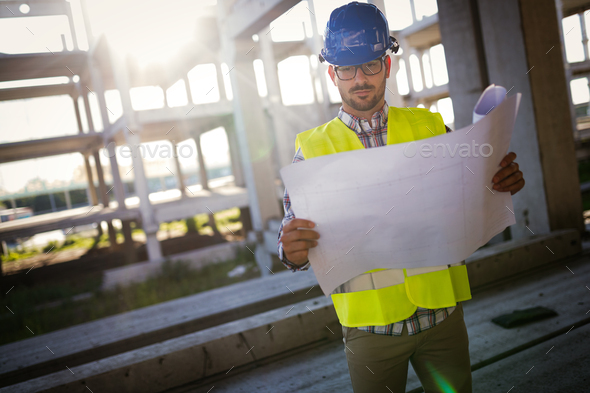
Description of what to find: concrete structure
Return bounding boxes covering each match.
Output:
[0,229,583,391]
[0,0,588,391]
[1,0,585,274]
[0,1,251,273]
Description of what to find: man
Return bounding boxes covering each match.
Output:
[277,2,525,393]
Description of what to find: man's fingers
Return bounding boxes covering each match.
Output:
[283,218,315,233]
[280,227,320,244]
[500,152,517,167]
[284,238,317,252]
[494,169,523,190]
[498,178,525,194]
[492,162,519,183]
[287,250,310,262]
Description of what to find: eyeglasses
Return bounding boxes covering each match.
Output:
[333,55,386,81]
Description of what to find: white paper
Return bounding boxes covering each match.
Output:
[280,92,521,296]
[473,84,507,123]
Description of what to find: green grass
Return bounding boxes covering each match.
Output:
[1,207,244,265]
[0,245,259,345]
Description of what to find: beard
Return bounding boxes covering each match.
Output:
[339,74,387,112]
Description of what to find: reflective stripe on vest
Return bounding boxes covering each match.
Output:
[295,107,472,327]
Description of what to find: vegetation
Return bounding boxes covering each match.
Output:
[0,245,259,345]
[1,207,243,264]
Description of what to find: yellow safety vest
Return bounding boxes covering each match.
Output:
[295,107,472,327]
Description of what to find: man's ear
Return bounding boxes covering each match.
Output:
[385,55,392,78]
[328,66,337,86]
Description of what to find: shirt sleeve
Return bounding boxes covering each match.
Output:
[277,146,311,272]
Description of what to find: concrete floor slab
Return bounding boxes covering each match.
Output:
[0,269,319,387]
[471,322,590,392]
[171,248,590,393]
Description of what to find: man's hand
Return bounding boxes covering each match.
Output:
[279,218,320,266]
[492,152,525,195]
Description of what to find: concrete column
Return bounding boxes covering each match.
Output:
[121,219,137,264]
[193,135,220,233]
[580,12,589,61]
[64,189,72,209]
[10,199,17,229]
[218,5,283,275]
[49,193,57,212]
[215,62,226,101]
[194,135,209,191]
[64,0,78,51]
[438,0,580,241]
[82,88,95,133]
[84,155,98,205]
[369,0,386,14]
[225,125,245,187]
[399,37,417,106]
[438,0,488,129]
[73,94,84,134]
[258,26,295,176]
[477,0,556,239]
[110,50,163,262]
[126,133,163,261]
[417,49,428,90]
[93,150,117,246]
[425,51,436,90]
[518,0,584,233]
[409,0,417,23]
[308,0,333,122]
[183,76,194,104]
[105,142,127,210]
[171,140,187,196]
[89,60,127,211]
[369,0,404,108]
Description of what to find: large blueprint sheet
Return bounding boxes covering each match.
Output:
[280,93,522,296]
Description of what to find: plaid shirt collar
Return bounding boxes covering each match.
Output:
[337,101,389,135]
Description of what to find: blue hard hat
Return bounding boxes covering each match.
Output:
[320,2,399,66]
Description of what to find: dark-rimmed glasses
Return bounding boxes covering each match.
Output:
[333,55,387,81]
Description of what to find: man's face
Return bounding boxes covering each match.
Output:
[328,55,391,113]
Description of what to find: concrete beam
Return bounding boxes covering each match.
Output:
[152,186,248,223]
[222,0,299,39]
[0,297,337,393]
[0,134,101,165]
[0,84,76,101]
[0,268,321,386]
[0,0,68,18]
[0,52,89,83]
[466,229,581,287]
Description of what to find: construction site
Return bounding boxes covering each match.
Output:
[0,0,588,392]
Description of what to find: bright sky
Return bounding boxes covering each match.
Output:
[0,0,585,195]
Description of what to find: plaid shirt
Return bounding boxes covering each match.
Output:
[277,102,456,336]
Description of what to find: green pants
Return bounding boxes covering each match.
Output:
[342,302,472,393]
